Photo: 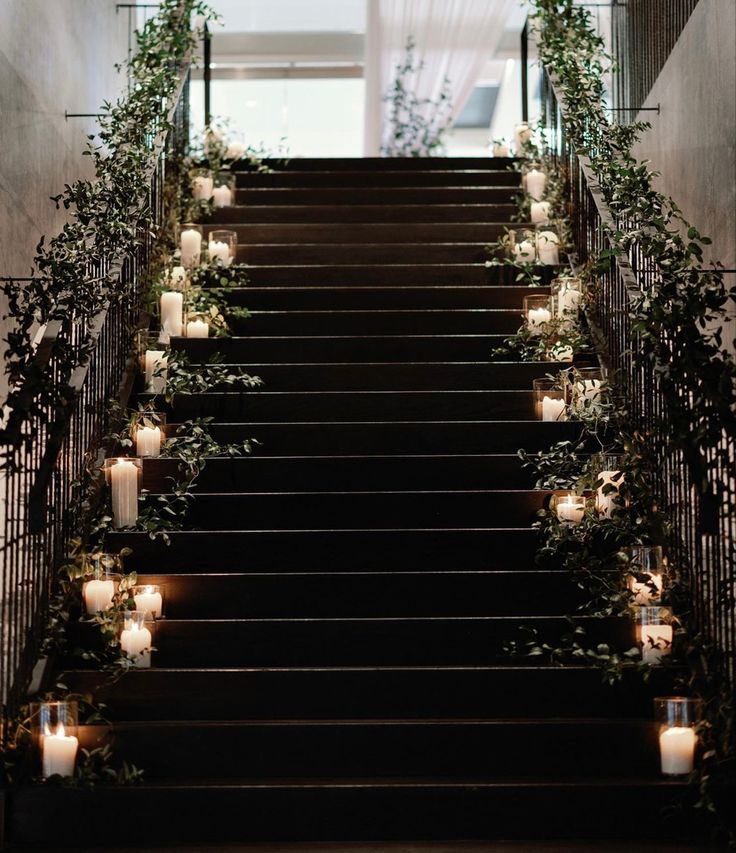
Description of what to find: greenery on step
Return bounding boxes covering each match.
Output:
[382,36,453,157]
[162,350,262,403]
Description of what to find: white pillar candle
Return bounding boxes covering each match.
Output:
[659,727,696,775]
[542,396,567,421]
[640,624,673,664]
[596,470,624,517]
[575,379,602,412]
[530,201,551,224]
[525,169,547,201]
[631,573,664,605]
[120,621,152,668]
[160,291,183,338]
[145,350,167,394]
[42,723,78,778]
[514,123,531,150]
[110,459,139,529]
[226,140,246,160]
[180,228,202,267]
[191,176,213,201]
[134,586,163,619]
[186,319,210,338]
[83,579,115,613]
[167,266,187,290]
[513,240,536,263]
[493,142,510,157]
[537,230,560,265]
[550,345,574,363]
[212,184,233,208]
[136,425,162,458]
[527,307,551,333]
[208,239,231,266]
[557,285,583,316]
[556,497,584,525]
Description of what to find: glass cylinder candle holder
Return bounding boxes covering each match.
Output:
[103,458,142,530]
[82,552,123,614]
[133,584,164,620]
[552,491,586,526]
[591,452,626,518]
[654,697,701,776]
[530,200,552,224]
[521,162,547,201]
[570,367,605,415]
[134,412,166,458]
[624,545,666,604]
[178,222,203,268]
[535,223,561,265]
[523,294,553,336]
[159,290,184,340]
[136,332,168,394]
[191,168,214,202]
[165,265,189,292]
[31,699,79,779]
[185,312,210,339]
[208,229,237,267]
[634,605,674,665]
[212,173,235,208]
[551,276,585,319]
[120,611,154,668]
[533,378,567,422]
[511,228,537,264]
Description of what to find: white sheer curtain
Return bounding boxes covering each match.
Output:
[363,0,514,155]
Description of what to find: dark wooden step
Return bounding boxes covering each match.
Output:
[83,718,660,780]
[8,776,690,846]
[134,569,582,618]
[141,489,544,530]
[253,156,516,171]
[235,187,518,205]
[208,203,518,224]
[224,285,548,310]
[235,170,520,188]
[162,390,536,421]
[141,453,537,493]
[105,529,539,571]
[63,666,676,721]
[236,243,491,265]
[215,222,514,244]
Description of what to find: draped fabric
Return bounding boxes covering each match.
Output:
[363,0,515,155]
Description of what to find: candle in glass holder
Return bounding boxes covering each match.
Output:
[226,140,246,160]
[525,169,547,201]
[186,318,210,338]
[596,469,624,517]
[167,266,187,290]
[527,307,552,333]
[625,546,665,604]
[120,613,152,668]
[654,697,700,776]
[514,123,531,151]
[144,349,167,394]
[636,607,673,664]
[549,344,574,363]
[530,201,551,224]
[513,240,536,263]
[492,141,510,157]
[160,291,183,338]
[537,230,560,265]
[575,379,602,411]
[208,239,231,266]
[42,722,78,778]
[83,577,115,613]
[212,184,233,208]
[542,395,567,421]
[133,585,163,619]
[192,175,213,201]
[556,284,583,317]
[180,228,202,267]
[109,458,139,529]
[135,424,162,458]
[555,494,585,525]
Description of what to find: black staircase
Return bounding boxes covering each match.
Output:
[7,158,689,846]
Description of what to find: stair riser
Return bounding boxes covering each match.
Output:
[236,188,518,205]
[141,455,537,493]
[214,223,514,244]
[105,530,539,572]
[139,490,545,531]
[235,244,491,265]
[208,203,518,224]
[162,391,536,421]
[134,571,588,618]
[243,156,516,171]
[235,171,520,188]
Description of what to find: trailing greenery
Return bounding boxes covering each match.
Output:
[382,36,453,157]
[161,350,262,403]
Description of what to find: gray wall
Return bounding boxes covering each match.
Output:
[633,0,736,273]
[0,0,128,277]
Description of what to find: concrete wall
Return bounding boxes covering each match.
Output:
[633,0,736,273]
[0,0,128,277]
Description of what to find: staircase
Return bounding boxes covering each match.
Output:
[8,158,688,846]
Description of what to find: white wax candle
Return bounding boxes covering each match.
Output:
[208,239,232,266]
[120,622,152,668]
[134,587,163,619]
[42,723,78,778]
[596,470,624,517]
[180,229,202,267]
[527,307,551,333]
[659,727,696,775]
[192,176,213,201]
[530,201,551,224]
[640,624,673,664]
[525,169,547,201]
[537,230,560,265]
[514,123,531,150]
[631,574,664,605]
[542,396,567,421]
[186,319,209,338]
[110,459,138,529]
[168,266,187,290]
[493,142,510,157]
[557,285,583,316]
[212,185,233,208]
[144,350,167,394]
[136,425,162,458]
[160,291,183,338]
[556,497,584,525]
[84,578,115,613]
[575,379,602,412]
[513,240,536,263]
[550,345,574,363]
[226,140,246,160]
